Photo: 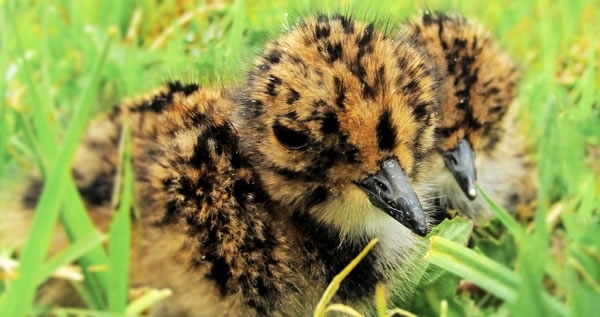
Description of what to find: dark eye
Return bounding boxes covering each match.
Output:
[273,123,309,150]
[489,105,504,115]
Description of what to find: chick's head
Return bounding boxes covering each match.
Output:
[400,11,519,199]
[233,15,441,238]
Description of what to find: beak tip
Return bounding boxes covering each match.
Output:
[358,158,429,236]
[467,186,477,200]
[443,139,478,201]
[415,223,428,237]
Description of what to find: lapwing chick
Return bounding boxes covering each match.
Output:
[12,14,442,316]
[398,12,535,224]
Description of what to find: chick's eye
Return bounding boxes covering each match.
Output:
[273,123,309,150]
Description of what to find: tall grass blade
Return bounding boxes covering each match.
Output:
[478,186,525,242]
[426,236,519,302]
[313,238,379,317]
[0,28,114,317]
[38,230,106,285]
[107,117,133,313]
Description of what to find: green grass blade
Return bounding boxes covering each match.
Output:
[0,144,69,315]
[5,3,114,308]
[38,230,106,285]
[69,280,102,310]
[324,303,363,317]
[15,114,48,177]
[125,288,173,315]
[60,185,111,309]
[478,185,526,242]
[225,0,246,70]
[107,119,133,313]
[8,2,58,161]
[314,238,379,317]
[375,283,387,317]
[52,307,130,317]
[426,236,569,315]
[0,28,114,317]
[426,236,519,302]
[0,2,8,171]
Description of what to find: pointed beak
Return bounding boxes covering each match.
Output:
[441,138,477,200]
[356,158,428,236]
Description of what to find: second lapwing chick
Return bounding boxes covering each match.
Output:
[398,11,536,224]
[10,14,443,316]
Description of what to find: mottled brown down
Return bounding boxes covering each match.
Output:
[6,15,443,316]
[399,12,536,223]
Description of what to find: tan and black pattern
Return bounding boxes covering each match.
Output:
[399,11,536,224]
[8,14,444,316]
[23,80,206,209]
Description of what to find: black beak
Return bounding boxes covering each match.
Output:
[441,138,477,200]
[356,158,428,236]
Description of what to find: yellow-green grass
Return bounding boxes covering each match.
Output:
[1,0,598,316]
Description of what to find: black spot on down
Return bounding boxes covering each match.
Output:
[376,110,397,151]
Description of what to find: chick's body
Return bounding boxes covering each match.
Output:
[399,12,536,224]
[15,15,443,316]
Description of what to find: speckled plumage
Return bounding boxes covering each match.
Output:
[10,15,444,316]
[398,12,536,224]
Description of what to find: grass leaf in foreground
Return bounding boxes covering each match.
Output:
[478,186,525,242]
[396,218,472,317]
[107,116,134,313]
[0,28,114,317]
[37,230,106,285]
[313,238,379,317]
[426,236,519,302]
[125,288,173,315]
[426,236,569,316]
